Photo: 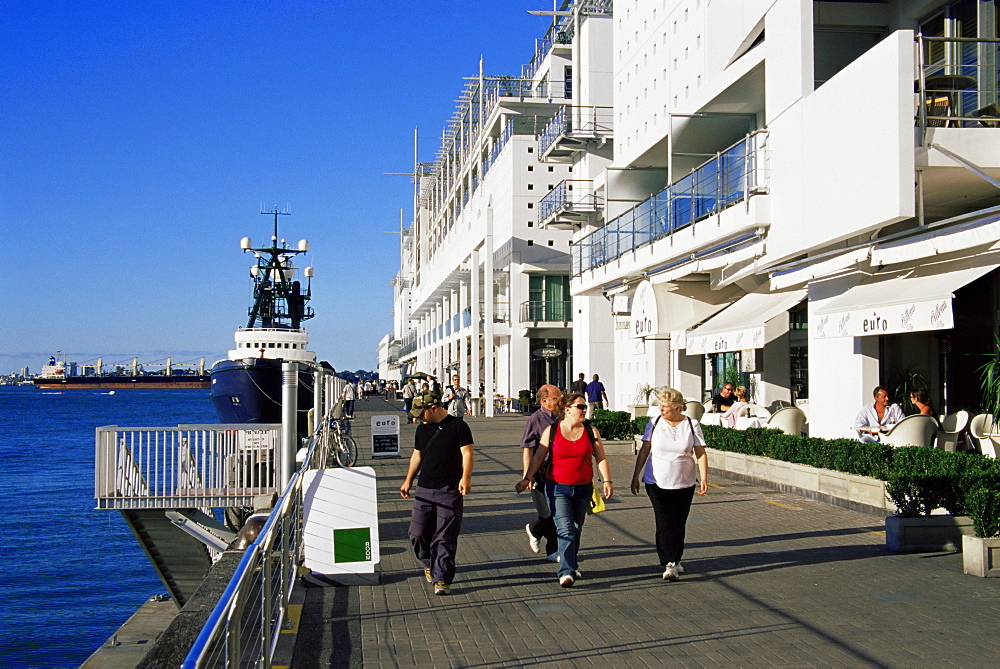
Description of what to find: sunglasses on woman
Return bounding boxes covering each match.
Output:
[569,404,587,411]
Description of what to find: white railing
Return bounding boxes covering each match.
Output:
[182,420,332,668]
[95,424,284,509]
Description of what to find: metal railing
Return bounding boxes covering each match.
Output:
[95,425,283,509]
[538,179,602,224]
[917,35,1000,129]
[572,130,770,277]
[519,300,573,323]
[538,105,614,156]
[182,420,333,667]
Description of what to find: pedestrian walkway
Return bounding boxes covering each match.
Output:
[287,397,1000,667]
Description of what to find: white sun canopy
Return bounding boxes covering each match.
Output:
[812,253,999,339]
[686,289,806,355]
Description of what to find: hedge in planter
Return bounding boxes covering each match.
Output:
[589,409,637,441]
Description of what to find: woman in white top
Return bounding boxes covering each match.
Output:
[630,386,709,581]
[721,385,748,428]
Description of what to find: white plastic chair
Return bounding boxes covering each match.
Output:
[766,407,807,436]
[968,413,997,458]
[682,400,705,421]
[936,410,968,452]
[881,415,939,448]
[747,404,771,419]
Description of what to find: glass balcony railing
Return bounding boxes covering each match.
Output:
[519,301,573,323]
[538,105,614,156]
[917,35,1000,129]
[572,130,769,277]
[538,180,601,224]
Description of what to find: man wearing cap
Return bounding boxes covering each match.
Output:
[400,390,475,595]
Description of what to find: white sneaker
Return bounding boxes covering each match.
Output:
[525,524,541,554]
[573,570,583,580]
[559,574,574,588]
[662,562,680,581]
[676,562,685,575]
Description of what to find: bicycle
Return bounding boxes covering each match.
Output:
[328,416,358,468]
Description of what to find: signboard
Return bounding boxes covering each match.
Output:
[814,298,953,339]
[630,281,658,339]
[687,325,765,355]
[301,467,380,585]
[533,347,562,358]
[371,414,401,458]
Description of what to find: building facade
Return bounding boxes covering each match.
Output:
[382,0,999,432]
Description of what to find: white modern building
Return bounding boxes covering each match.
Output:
[382,2,615,410]
[571,0,999,436]
[381,0,999,432]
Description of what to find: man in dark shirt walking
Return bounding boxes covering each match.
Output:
[520,384,562,560]
[570,373,587,394]
[400,391,475,595]
[585,374,609,418]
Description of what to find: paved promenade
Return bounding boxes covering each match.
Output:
[287,397,1000,668]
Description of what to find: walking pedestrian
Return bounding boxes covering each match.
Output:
[570,373,587,394]
[402,377,417,422]
[443,374,471,417]
[342,379,358,418]
[629,386,708,581]
[517,392,613,588]
[519,384,561,561]
[585,374,608,418]
[400,391,475,595]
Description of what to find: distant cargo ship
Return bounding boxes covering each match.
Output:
[32,353,210,389]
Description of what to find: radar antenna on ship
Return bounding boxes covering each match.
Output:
[243,208,314,330]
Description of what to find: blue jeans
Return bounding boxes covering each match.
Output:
[546,481,592,577]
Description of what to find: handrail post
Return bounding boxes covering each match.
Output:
[281,362,298,490]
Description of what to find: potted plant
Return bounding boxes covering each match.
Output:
[961,459,1000,577]
[974,332,1000,420]
[884,447,975,553]
[517,389,534,414]
[627,383,655,419]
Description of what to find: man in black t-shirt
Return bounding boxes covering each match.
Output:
[711,383,736,413]
[400,390,475,595]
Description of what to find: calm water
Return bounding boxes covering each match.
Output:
[0,386,217,668]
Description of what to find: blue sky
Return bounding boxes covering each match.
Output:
[2,1,551,375]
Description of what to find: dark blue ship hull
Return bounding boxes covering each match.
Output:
[209,358,314,436]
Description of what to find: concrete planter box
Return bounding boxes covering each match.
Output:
[602,439,637,456]
[626,404,649,419]
[705,447,893,515]
[885,515,976,553]
[962,535,1000,577]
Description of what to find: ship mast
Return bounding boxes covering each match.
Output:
[244,209,314,330]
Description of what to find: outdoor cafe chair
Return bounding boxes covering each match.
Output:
[881,414,939,449]
[936,410,969,452]
[969,413,997,458]
[682,400,705,421]
[766,406,807,436]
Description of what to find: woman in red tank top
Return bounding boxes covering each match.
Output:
[517,392,613,588]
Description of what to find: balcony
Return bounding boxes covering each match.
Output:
[538,180,602,229]
[572,130,769,277]
[538,106,614,162]
[916,35,1000,130]
[519,301,572,325]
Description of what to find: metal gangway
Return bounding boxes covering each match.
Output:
[94,364,348,664]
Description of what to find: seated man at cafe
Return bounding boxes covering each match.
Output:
[710,383,736,413]
[854,385,904,442]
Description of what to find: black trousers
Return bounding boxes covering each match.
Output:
[645,483,695,565]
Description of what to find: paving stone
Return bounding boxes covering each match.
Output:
[290,399,1000,667]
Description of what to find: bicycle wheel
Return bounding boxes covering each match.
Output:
[335,433,359,468]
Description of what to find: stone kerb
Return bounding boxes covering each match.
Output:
[705,447,893,516]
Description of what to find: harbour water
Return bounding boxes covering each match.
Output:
[0,386,217,668]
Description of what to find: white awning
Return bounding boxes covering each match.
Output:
[870,211,1000,267]
[813,253,999,339]
[686,289,807,355]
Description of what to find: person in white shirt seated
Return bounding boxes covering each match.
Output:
[721,386,749,428]
[854,386,904,442]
